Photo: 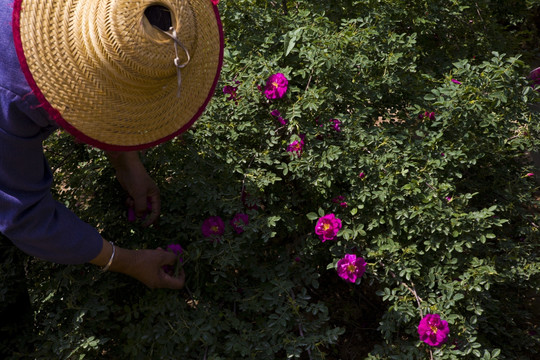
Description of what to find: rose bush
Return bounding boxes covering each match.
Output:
[3,0,540,359]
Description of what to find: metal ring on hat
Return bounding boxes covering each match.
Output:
[160,26,191,98]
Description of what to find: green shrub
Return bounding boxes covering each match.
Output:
[3,1,540,359]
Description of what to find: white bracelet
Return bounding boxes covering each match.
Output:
[102,241,116,272]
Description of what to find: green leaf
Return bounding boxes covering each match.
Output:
[306,212,318,221]
[284,28,303,56]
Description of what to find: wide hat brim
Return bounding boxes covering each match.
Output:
[13,0,224,151]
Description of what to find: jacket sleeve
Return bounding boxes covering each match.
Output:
[0,88,103,264]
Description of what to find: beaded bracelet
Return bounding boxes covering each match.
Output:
[102,241,116,272]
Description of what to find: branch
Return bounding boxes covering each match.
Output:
[380,262,424,317]
[282,0,289,16]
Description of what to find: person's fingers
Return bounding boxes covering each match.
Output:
[157,251,185,289]
[160,250,177,265]
[161,267,185,289]
[149,193,160,214]
[142,194,160,227]
[127,207,136,222]
[133,194,148,218]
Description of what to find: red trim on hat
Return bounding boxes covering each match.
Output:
[12,1,225,151]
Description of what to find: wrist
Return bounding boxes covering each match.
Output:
[107,246,138,276]
[89,238,114,267]
[89,239,135,275]
[102,241,116,272]
[105,151,143,171]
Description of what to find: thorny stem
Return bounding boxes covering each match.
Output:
[305,67,314,92]
[424,181,436,192]
[380,262,432,357]
[379,262,424,317]
[305,73,313,92]
[290,290,313,360]
[474,2,487,33]
[403,281,424,318]
[298,324,313,360]
[203,346,208,360]
[240,141,261,203]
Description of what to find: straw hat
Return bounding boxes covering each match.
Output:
[13,0,224,150]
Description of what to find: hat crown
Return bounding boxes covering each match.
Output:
[73,0,196,89]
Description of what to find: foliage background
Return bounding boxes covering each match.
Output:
[2,0,540,359]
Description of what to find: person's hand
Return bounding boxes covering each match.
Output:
[91,240,185,289]
[117,248,185,289]
[105,151,160,226]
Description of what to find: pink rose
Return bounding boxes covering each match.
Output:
[418,314,450,347]
[264,73,288,99]
[315,213,342,242]
[336,254,366,283]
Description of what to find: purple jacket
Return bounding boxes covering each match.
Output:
[0,1,102,264]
